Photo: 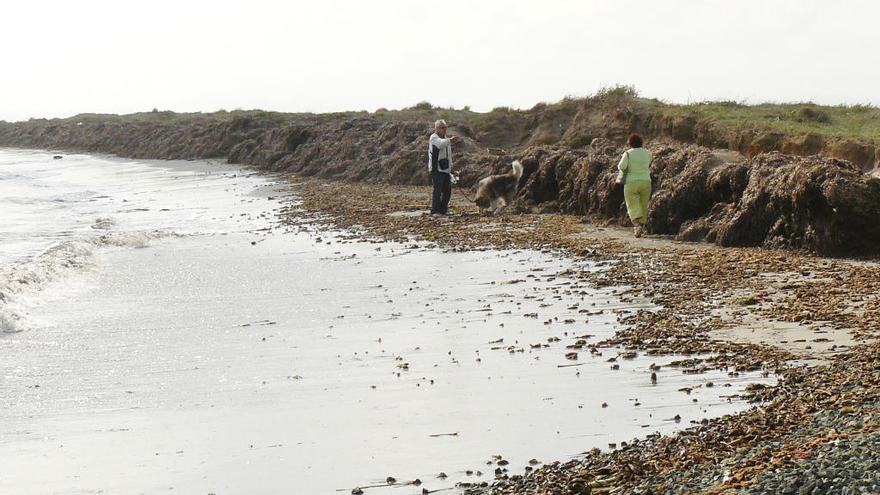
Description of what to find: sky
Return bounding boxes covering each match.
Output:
[1,0,878,122]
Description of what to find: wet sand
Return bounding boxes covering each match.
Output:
[3,152,878,494]
[0,155,775,495]
[1,229,773,494]
[286,179,880,494]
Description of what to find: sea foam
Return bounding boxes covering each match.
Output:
[0,220,174,333]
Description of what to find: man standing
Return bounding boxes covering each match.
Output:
[427,119,461,216]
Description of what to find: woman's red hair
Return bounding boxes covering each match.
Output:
[627,133,644,148]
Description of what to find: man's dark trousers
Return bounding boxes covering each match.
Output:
[431,170,452,214]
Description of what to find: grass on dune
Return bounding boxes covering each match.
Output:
[664,100,880,141]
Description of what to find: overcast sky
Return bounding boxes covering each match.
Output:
[1,0,878,122]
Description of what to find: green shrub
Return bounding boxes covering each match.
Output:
[595,84,638,100]
[797,106,831,123]
[408,101,434,111]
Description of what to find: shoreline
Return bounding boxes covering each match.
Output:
[3,147,877,493]
[3,150,774,495]
[284,178,880,494]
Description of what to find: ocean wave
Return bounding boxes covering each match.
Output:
[0,219,177,334]
[91,217,117,230]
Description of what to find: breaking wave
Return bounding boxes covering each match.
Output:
[0,218,176,333]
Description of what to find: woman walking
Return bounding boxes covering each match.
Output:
[618,133,652,237]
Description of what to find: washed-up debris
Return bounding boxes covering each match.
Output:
[286,178,880,495]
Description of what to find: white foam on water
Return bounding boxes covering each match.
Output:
[0,148,270,333]
[0,227,172,333]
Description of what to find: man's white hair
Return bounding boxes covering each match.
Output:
[434,119,447,128]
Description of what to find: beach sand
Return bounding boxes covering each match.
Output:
[286,179,880,494]
[0,154,776,495]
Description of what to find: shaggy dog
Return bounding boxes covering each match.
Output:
[473,160,523,214]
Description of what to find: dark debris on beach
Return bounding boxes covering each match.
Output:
[281,179,880,495]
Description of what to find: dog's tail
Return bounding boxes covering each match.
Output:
[511,160,523,180]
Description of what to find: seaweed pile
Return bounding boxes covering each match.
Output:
[513,140,880,256]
